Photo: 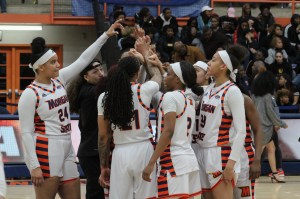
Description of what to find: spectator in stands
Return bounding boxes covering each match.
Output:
[113,11,127,39]
[155,8,178,36]
[251,71,287,183]
[201,26,228,59]
[0,106,9,114]
[145,27,157,44]
[265,37,288,65]
[246,48,268,78]
[119,36,136,53]
[134,7,155,30]
[197,5,213,34]
[220,7,238,43]
[277,73,299,105]
[238,66,251,95]
[234,19,258,44]
[156,25,179,62]
[180,18,204,55]
[285,14,300,50]
[257,3,275,41]
[0,0,6,13]
[109,5,124,25]
[276,88,292,107]
[172,41,206,64]
[210,14,221,33]
[268,51,293,80]
[113,11,126,22]
[260,24,296,57]
[237,28,259,61]
[246,60,267,85]
[238,3,260,33]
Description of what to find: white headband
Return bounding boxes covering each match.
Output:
[218,50,238,82]
[193,61,208,72]
[171,62,186,85]
[29,49,57,70]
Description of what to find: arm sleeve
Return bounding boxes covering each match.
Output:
[18,89,40,172]
[0,154,6,198]
[97,93,105,116]
[59,33,109,84]
[162,92,177,114]
[226,87,246,162]
[265,95,287,127]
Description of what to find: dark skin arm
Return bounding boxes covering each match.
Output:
[135,36,163,86]
[142,112,176,182]
[98,115,112,187]
[244,95,263,179]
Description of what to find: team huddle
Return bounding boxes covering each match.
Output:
[18,20,270,199]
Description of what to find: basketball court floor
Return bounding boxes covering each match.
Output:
[5,176,300,199]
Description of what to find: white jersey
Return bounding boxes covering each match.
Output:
[156,90,199,176]
[25,78,71,136]
[98,81,159,145]
[193,81,235,147]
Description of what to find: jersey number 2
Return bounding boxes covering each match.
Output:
[58,107,69,122]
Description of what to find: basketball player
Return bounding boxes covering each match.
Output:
[233,93,263,199]
[18,21,123,199]
[98,47,163,199]
[142,61,203,198]
[194,45,247,199]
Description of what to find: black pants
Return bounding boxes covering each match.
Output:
[79,156,105,199]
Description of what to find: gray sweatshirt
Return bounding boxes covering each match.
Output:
[251,93,287,145]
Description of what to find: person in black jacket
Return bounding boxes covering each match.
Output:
[67,59,105,199]
[155,7,178,36]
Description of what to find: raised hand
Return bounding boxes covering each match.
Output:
[106,19,124,37]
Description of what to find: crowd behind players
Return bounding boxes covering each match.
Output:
[109,3,300,112]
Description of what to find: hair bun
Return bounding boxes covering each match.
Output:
[227,44,248,63]
[31,37,46,54]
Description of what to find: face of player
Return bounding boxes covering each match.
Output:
[164,68,178,91]
[194,67,207,86]
[84,62,104,85]
[207,52,225,79]
[39,54,60,79]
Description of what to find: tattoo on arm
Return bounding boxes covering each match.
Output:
[98,128,112,168]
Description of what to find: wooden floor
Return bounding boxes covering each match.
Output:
[6,176,300,199]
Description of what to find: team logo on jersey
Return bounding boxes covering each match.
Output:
[215,95,220,99]
[201,103,216,113]
[239,186,251,197]
[46,95,69,110]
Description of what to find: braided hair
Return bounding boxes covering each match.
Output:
[103,56,140,129]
